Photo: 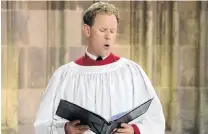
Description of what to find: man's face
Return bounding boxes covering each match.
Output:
[83,13,118,57]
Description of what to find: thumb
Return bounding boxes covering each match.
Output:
[69,120,80,126]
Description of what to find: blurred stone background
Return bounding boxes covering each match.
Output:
[1,1,208,134]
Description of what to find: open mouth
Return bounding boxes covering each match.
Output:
[104,44,110,47]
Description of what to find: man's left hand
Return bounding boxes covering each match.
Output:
[113,123,134,134]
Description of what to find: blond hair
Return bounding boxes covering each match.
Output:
[83,2,120,27]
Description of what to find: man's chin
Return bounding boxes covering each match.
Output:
[99,51,110,57]
[102,52,111,57]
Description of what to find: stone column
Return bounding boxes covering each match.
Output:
[199,2,208,134]
[46,1,66,78]
[130,2,176,133]
[171,1,183,133]
[2,1,20,133]
[176,1,204,134]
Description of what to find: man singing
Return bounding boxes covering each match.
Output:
[34,2,165,134]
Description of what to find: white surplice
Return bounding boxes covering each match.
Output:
[34,58,165,134]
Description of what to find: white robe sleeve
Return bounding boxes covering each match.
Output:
[34,66,67,134]
[131,64,166,134]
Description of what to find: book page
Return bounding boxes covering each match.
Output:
[108,111,129,122]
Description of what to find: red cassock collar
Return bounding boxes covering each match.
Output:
[74,53,120,66]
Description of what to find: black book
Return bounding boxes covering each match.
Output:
[56,98,153,134]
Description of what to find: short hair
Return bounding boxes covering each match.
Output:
[83,2,120,27]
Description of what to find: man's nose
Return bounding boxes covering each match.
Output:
[104,32,111,40]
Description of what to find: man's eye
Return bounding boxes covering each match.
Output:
[100,29,105,32]
[110,31,115,33]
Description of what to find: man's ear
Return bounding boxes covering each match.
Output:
[83,24,91,38]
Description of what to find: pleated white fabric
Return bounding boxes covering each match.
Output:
[34,58,165,134]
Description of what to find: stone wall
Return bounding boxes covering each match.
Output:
[1,1,208,134]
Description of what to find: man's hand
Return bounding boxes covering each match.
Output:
[113,123,134,134]
[65,120,89,134]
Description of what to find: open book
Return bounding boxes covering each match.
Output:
[56,98,153,134]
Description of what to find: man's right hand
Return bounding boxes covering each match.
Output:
[65,120,89,134]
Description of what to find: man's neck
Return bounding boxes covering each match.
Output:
[85,48,109,60]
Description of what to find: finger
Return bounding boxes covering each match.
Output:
[115,128,128,133]
[120,123,130,128]
[75,129,84,134]
[111,128,119,134]
[76,125,89,130]
[69,120,80,126]
[76,129,88,134]
[113,132,125,134]
[80,128,89,132]
[113,128,117,132]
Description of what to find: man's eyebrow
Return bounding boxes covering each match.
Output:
[99,28,116,31]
